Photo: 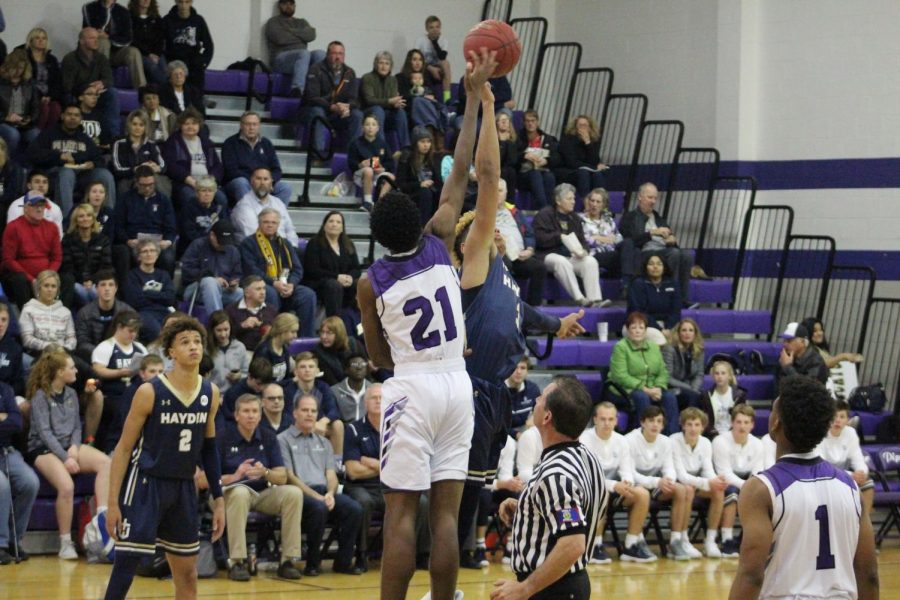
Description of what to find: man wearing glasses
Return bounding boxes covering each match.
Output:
[113,164,177,275]
[259,382,292,434]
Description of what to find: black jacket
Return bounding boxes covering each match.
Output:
[303,62,360,110]
[159,81,206,117]
[301,237,361,287]
[697,386,748,439]
[516,130,560,171]
[619,208,672,249]
[162,5,214,67]
[556,133,602,180]
[82,1,133,49]
[60,231,113,283]
[394,150,443,195]
[0,80,40,125]
[131,12,166,56]
[532,206,589,259]
[17,46,63,102]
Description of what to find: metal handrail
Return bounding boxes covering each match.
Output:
[297,114,335,206]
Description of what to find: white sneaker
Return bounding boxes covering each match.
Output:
[682,539,703,559]
[704,541,722,558]
[58,539,78,560]
[421,591,464,600]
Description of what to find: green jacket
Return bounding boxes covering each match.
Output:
[360,71,399,109]
[608,338,669,394]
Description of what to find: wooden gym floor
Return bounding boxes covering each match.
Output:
[2,543,898,599]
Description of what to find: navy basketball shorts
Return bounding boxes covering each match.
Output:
[466,377,511,487]
[115,467,200,556]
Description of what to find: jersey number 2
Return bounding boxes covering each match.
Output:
[179,429,192,453]
[404,286,458,351]
[814,504,835,570]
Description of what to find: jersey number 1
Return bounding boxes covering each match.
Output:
[814,504,835,570]
[404,286,458,351]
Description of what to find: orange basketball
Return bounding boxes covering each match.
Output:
[463,19,522,77]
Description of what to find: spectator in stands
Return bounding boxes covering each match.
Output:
[283,352,343,455]
[506,357,541,436]
[139,83,174,142]
[777,321,829,384]
[79,180,123,278]
[312,316,364,386]
[494,436,522,564]
[533,182,606,307]
[218,393,303,581]
[517,110,559,209]
[697,360,747,439]
[662,317,705,410]
[625,405,695,560]
[159,60,205,117]
[1,191,62,309]
[74,269,133,366]
[253,312,298,384]
[278,393,363,576]
[628,253,681,337]
[162,0,213,92]
[331,352,371,423]
[361,51,409,149]
[671,407,728,558]
[181,218,242,312]
[178,175,227,255]
[113,164,176,275]
[801,316,864,369]
[453,74,515,131]
[556,115,608,200]
[514,422,542,483]
[711,404,765,558]
[161,107,225,211]
[222,111,292,205]
[0,303,25,396]
[123,239,175,342]
[579,187,622,277]
[496,109,518,191]
[110,108,167,197]
[90,310,146,452]
[495,178,546,306]
[816,399,875,516]
[394,126,442,225]
[0,379,38,563]
[343,383,429,572]
[609,311,679,434]
[75,82,114,150]
[415,16,452,104]
[395,49,446,147]
[220,356,273,424]
[259,382,292,434]
[232,168,299,245]
[20,28,63,130]
[127,0,168,86]
[20,270,77,359]
[265,0,325,97]
[239,208,315,335]
[82,0,146,89]
[206,310,249,394]
[302,211,361,318]
[0,50,41,158]
[0,140,20,223]
[225,275,277,351]
[619,182,693,298]
[7,172,63,240]
[60,28,121,138]
[580,401,655,563]
[26,103,116,216]
[26,348,110,561]
[302,41,363,155]
[60,202,113,307]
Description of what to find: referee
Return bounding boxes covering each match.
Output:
[492,376,607,600]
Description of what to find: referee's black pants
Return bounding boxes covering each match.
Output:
[517,569,590,599]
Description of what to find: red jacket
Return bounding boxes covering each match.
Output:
[1,216,62,281]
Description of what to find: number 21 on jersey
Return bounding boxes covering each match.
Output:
[404,286,458,351]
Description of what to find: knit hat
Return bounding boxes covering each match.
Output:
[411,126,432,144]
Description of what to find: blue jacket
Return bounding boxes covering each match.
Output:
[627,276,682,329]
[283,378,341,423]
[161,133,223,186]
[0,381,22,447]
[179,198,228,246]
[240,233,303,286]
[124,267,175,311]
[347,135,395,173]
[181,236,243,286]
[509,379,541,431]
[0,334,24,396]
[221,134,284,183]
[113,189,177,244]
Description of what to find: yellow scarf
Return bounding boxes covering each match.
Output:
[255,230,291,279]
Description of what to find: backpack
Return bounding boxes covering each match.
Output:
[706,349,771,376]
[225,57,274,109]
[848,383,887,413]
[196,540,218,578]
[875,414,900,444]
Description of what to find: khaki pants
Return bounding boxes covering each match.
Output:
[98,38,146,88]
[222,484,303,561]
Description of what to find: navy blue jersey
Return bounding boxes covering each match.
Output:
[92,338,148,401]
[133,375,214,479]
[463,253,526,383]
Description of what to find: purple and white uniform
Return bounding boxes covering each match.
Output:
[367,234,473,490]
[756,452,861,599]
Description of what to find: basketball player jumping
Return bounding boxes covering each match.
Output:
[103,317,225,600]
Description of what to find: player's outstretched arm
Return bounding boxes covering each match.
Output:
[854,492,880,599]
[357,274,395,370]
[728,477,773,600]
[426,49,497,248]
[105,382,154,541]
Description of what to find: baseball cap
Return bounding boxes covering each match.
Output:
[780,322,809,340]
[24,191,48,206]
[211,219,235,245]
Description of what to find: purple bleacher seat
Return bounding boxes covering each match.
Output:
[574,372,603,399]
[113,66,131,89]
[607,190,625,214]
[29,474,97,530]
[288,337,318,355]
[512,189,533,210]
[541,276,732,305]
[854,411,893,438]
[250,71,292,97]
[204,70,248,94]
[702,374,774,401]
[752,409,770,437]
[269,97,301,121]
[118,89,139,113]
[331,153,349,176]
[535,338,783,368]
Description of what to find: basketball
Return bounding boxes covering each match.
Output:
[463,19,522,77]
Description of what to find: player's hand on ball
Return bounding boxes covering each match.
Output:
[465,48,498,97]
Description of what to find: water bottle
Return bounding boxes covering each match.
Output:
[248,543,258,576]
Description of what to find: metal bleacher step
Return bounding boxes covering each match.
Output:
[206,120,292,145]
[206,94,267,114]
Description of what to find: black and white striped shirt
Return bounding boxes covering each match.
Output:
[510,440,607,576]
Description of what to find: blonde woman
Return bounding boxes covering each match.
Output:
[496,109,518,190]
[698,360,747,439]
[311,315,367,386]
[22,27,63,129]
[60,203,113,307]
[252,312,299,384]
[110,108,167,196]
[557,114,609,199]
[0,50,40,155]
[20,270,76,357]
[662,318,706,409]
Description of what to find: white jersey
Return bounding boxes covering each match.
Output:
[816,427,868,474]
[670,432,715,491]
[579,428,635,486]
[712,431,765,489]
[757,452,861,600]
[624,429,676,489]
[367,235,466,374]
[762,433,777,470]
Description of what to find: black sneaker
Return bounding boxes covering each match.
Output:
[620,541,658,563]
[0,548,12,565]
[13,545,28,561]
[228,561,251,581]
[459,550,481,569]
[473,546,489,567]
[277,560,302,580]
[721,538,740,557]
[589,544,612,565]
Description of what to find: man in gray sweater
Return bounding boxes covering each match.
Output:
[264,0,325,96]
